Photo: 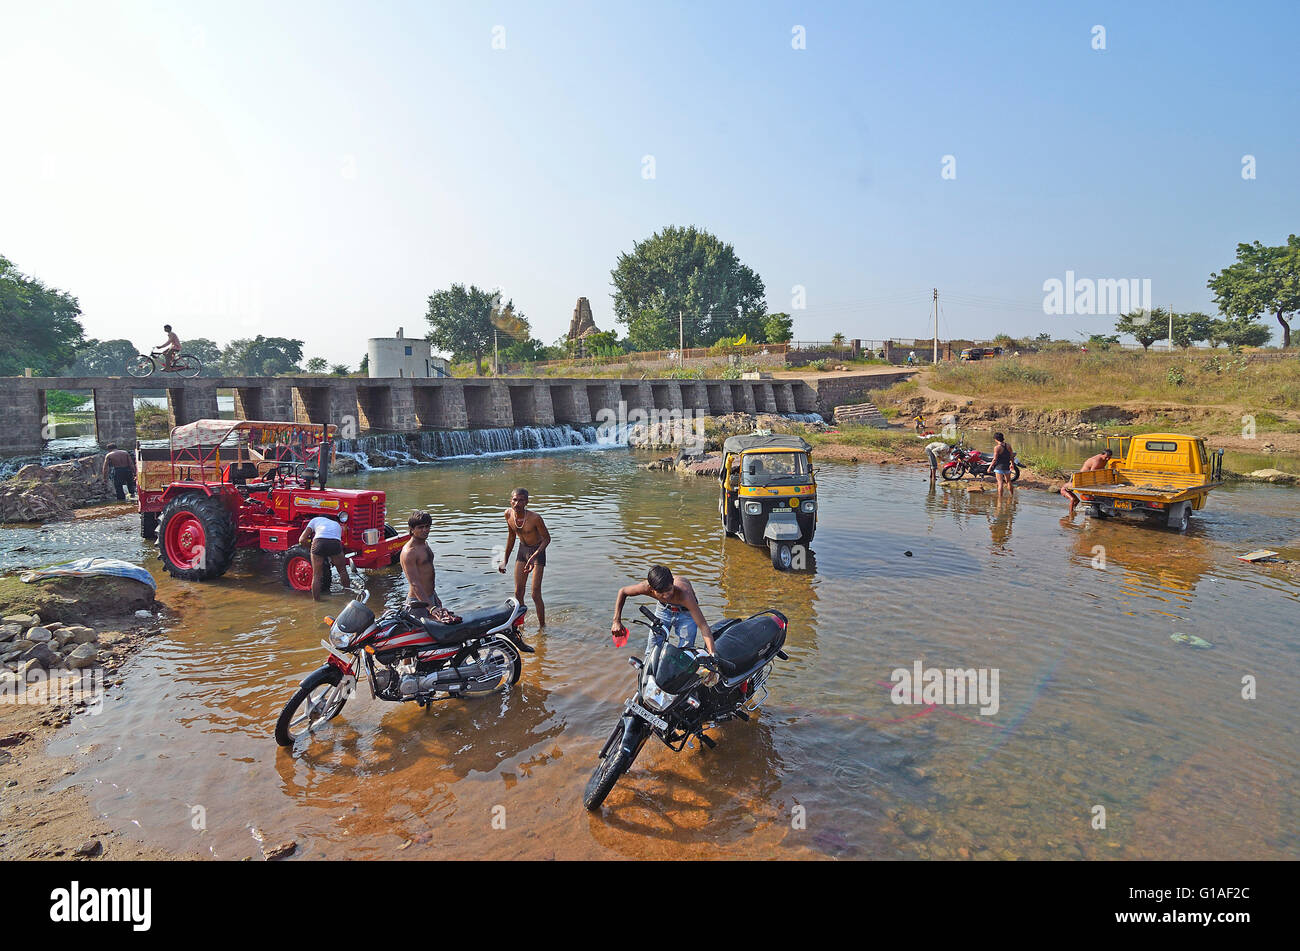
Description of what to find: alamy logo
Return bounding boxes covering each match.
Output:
[1042,271,1151,316]
[49,882,152,931]
[890,661,1000,716]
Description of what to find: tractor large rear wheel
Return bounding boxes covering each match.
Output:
[158,493,237,581]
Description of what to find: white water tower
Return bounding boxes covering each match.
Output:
[367,327,450,378]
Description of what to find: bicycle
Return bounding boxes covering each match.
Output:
[126,351,203,379]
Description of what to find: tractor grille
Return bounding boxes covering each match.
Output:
[349,498,383,543]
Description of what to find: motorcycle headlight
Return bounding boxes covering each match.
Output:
[801,500,816,513]
[641,675,676,712]
[329,624,353,651]
[744,502,762,515]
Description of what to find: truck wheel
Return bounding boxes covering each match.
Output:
[158,493,236,581]
[140,512,159,541]
[282,545,318,592]
[1168,503,1189,532]
[384,524,400,565]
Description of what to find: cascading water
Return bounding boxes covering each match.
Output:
[335,423,621,469]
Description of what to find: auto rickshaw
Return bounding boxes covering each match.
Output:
[718,433,817,570]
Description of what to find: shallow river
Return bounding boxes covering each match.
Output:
[6,447,1298,860]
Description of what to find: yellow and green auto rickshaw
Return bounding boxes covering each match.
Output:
[719,434,817,570]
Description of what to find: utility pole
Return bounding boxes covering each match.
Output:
[932,288,939,363]
[679,309,684,365]
[493,329,499,375]
[1168,305,1173,350]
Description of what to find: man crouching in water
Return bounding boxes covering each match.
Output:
[611,565,715,656]
[400,511,445,618]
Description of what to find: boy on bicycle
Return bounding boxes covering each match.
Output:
[154,324,182,370]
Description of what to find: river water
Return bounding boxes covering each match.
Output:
[4,448,1297,860]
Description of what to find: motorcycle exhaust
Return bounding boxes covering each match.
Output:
[399,661,493,698]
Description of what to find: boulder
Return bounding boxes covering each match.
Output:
[26,627,53,644]
[2,615,39,627]
[0,623,22,642]
[1248,468,1298,485]
[19,643,57,670]
[66,644,99,670]
[0,453,112,524]
[0,573,156,625]
[68,628,98,645]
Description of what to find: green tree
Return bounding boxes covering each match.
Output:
[359,353,369,375]
[70,338,140,376]
[831,332,846,353]
[220,336,304,376]
[611,226,767,350]
[1170,311,1213,349]
[1115,309,1164,350]
[1208,317,1272,351]
[184,337,223,375]
[762,312,794,343]
[0,255,85,375]
[330,363,350,376]
[1208,236,1300,348]
[305,357,328,374]
[425,284,527,375]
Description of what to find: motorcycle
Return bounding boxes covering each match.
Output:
[940,440,1021,483]
[274,582,531,746]
[583,604,789,810]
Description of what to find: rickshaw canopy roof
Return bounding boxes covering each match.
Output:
[170,419,336,450]
[722,433,812,454]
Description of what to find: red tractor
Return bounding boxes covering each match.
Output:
[136,420,408,591]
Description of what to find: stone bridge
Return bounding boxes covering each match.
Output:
[0,371,915,456]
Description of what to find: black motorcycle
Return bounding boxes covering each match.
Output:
[583,604,789,811]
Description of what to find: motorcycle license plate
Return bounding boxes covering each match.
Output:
[628,700,668,731]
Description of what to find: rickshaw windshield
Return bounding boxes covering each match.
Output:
[741,452,809,486]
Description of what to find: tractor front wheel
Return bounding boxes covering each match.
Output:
[158,493,236,581]
[140,512,159,541]
[281,545,319,593]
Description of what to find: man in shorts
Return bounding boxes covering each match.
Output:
[298,516,351,600]
[100,443,137,501]
[924,439,950,485]
[401,510,445,617]
[500,488,550,628]
[154,324,182,370]
[1060,448,1113,514]
[611,565,715,657]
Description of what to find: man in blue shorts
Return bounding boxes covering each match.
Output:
[611,565,715,657]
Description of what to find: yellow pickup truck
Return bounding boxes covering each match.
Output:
[1071,433,1224,532]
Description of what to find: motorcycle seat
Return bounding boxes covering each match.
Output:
[713,615,785,676]
[416,603,514,644]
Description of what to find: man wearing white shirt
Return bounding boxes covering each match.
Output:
[298,516,351,600]
[924,440,950,484]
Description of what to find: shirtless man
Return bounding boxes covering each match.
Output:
[154,324,182,370]
[611,565,715,656]
[100,444,137,501]
[500,488,550,627]
[400,510,444,616]
[1059,448,1113,514]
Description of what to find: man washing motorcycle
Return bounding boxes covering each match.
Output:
[611,565,715,656]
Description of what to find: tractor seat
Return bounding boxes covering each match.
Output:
[713,614,785,676]
[416,603,514,644]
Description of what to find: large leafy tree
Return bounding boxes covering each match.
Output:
[184,337,223,375]
[1171,311,1214,349]
[762,312,794,343]
[1208,317,1272,350]
[425,284,527,374]
[1115,309,1165,350]
[1208,236,1299,348]
[611,226,767,350]
[220,335,304,376]
[70,338,140,376]
[0,255,85,375]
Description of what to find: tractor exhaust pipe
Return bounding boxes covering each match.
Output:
[319,423,331,488]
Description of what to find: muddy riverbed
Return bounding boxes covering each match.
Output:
[2,448,1297,860]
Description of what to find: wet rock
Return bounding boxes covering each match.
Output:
[263,841,297,860]
[903,821,932,840]
[134,609,153,619]
[66,644,99,670]
[331,455,360,476]
[75,839,103,858]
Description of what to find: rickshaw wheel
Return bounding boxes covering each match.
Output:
[770,542,793,571]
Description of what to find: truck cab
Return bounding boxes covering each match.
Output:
[1071,433,1224,531]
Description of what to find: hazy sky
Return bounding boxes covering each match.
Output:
[3,0,1297,363]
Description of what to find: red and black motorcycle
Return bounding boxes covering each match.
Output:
[940,439,1021,483]
[274,586,531,746]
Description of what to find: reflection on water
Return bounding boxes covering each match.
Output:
[2,447,1293,860]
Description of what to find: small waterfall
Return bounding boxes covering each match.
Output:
[335,423,622,468]
[783,412,826,424]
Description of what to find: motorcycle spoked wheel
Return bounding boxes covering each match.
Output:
[940,463,966,481]
[584,721,646,811]
[275,665,349,747]
[455,637,522,695]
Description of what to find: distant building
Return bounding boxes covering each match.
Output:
[367,327,450,378]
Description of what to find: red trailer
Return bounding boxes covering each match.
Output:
[136,419,408,591]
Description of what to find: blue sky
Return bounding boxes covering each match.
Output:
[2,0,1297,362]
